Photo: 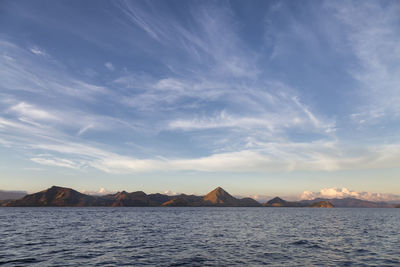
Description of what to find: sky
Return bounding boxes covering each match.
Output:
[0,0,399,200]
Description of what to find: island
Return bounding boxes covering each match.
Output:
[1,186,399,208]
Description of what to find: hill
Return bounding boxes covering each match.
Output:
[202,187,261,207]
[300,197,394,208]
[162,187,261,207]
[5,186,97,207]
[0,190,27,200]
[263,196,394,208]
[264,197,307,207]
[311,201,334,208]
[3,186,261,207]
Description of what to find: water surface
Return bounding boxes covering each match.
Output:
[1,207,399,266]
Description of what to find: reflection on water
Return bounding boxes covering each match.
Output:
[0,207,399,266]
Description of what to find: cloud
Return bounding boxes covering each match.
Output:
[81,187,115,195]
[30,156,81,169]
[117,1,259,78]
[9,102,57,121]
[300,188,400,203]
[329,1,400,122]
[104,62,115,71]
[77,123,94,136]
[163,190,178,196]
[24,137,400,174]
[0,137,12,147]
[1,3,399,186]
[30,46,48,56]
[0,41,109,100]
[168,101,334,135]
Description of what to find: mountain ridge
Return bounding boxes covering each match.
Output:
[2,186,398,208]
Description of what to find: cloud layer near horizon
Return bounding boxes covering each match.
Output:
[301,188,400,203]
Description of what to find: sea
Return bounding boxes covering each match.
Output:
[0,207,399,266]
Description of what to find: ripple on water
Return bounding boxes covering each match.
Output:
[0,207,399,266]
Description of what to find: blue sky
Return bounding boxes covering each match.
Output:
[0,0,399,200]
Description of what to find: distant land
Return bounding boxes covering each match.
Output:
[0,190,27,201]
[310,201,334,208]
[1,186,399,208]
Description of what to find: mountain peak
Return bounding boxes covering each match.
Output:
[267,197,286,204]
[203,187,237,205]
[6,185,92,207]
[48,185,65,191]
[210,186,227,194]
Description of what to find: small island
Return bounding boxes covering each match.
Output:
[311,201,334,208]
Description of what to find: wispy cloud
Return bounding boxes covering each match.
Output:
[117,1,259,78]
[329,1,400,122]
[1,1,399,195]
[77,124,94,136]
[30,46,48,57]
[20,135,400,175]
[0,41,109,100]
[9,102,57,121]
[30,155,81,169]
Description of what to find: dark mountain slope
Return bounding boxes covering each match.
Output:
[301,197,394,208]
[264,197,307,207]
[311,201,334,208]
[5,186,96,207]
[202,187,261,207]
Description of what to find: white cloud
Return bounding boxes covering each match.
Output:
[25,138,400,174]
[300,187,400,202]
[163,190,178,196]
[168,111,272,131]
[77,123,94,136]
[104,62,115,71]
[30,156,81,169]
[30,46,48,56]
[9,102,57,121]
[81,187,115,195]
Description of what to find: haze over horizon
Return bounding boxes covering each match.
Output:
[0,1,399,201]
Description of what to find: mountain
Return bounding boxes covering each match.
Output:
[107,191,166,207]
[264,196,394,208]
[238,197,263,207]
[3,186,396,208]
[203,187,238,206]
[5,186,97,207]
[161,197,190,207]
[396,204,400,208]
[311,201,334,208]
[148,193,173,205]
[162,188,260,207]
[202,187,261,207]
[0,190,27,200]
[2,186,261,207]
[264,197,307,207]
[300,197,395,208]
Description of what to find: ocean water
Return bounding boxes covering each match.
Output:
[0,207,399,266]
